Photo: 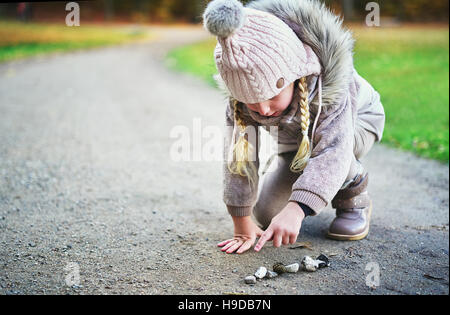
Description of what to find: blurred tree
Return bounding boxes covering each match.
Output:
[104,0,115,21]
[17,3,32,22]
[346,0,448,22]
[341,0,355,20]
[0,0,447,24]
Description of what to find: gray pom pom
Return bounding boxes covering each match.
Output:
[203,0,245,38]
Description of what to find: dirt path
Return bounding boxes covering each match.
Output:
[0,25,448,295]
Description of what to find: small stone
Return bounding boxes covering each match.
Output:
[273,262,287,274]
[301,256,320,272]
[244,275,257,284]
[273,262,299,274]
[28,242,36,248]
[254,266,267,279]
[316,254,330,268]
[285,263,300,273]
[265,270,279,279]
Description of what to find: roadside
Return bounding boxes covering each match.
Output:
[0,20,154,63]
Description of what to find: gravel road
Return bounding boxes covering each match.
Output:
[0,25,448,295]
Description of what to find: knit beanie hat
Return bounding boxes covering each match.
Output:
[203,0,322,104]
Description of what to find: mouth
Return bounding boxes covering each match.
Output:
[250,109,281,117]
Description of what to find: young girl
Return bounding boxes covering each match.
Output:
[203,0,385,254]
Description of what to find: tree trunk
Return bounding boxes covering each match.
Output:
[105,0,114,21]
[341,0,355,21]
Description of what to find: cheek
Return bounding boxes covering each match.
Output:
[276,92,294,110]
[273,99,291,111]
[246,104,258,112]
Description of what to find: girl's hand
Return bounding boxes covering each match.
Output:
[217,216,263,254]
[254,202,305,252]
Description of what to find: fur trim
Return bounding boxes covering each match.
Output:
[214,0,355,107]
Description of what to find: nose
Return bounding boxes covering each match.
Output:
[257,102,271,116]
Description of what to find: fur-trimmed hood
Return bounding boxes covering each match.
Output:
[215,0,356,107]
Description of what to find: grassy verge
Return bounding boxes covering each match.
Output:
[166,26,449,162]
[166,39,218,86]
[352,26,449,162]
[0,20,152,63]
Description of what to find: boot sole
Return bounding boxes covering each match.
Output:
[326,201,373,241]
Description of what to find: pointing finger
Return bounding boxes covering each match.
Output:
[254,229,273,252]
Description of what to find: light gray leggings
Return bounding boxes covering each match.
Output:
[253,123,376,228]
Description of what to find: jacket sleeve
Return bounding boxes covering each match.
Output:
[288,93,356,215]
[223,98,260,217]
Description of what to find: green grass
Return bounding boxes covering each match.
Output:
[0,20,152,63]
[166,39,218,86]
[352,27,449,162]
[166,26,449,162]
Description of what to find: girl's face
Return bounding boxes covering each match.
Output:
[245,81,295,117]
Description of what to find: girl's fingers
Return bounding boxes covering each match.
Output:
[289,234,297,245]
[254,229,273,252]
[217,239,234,247]
[256,227,264,237]
[272,232,282,248]
[282,234,290,245]
[236,240,253,254]
[221,239,238,251]
[226,240,244,254]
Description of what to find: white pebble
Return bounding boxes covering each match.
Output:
[301,256,320,272]
[265,270,279,279]
[285,263,300,273]
[254,266,267,279]
[244,275,257,284]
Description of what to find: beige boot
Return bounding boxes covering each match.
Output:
[327,172,372,241]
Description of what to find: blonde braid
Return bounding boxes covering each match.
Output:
[290,77,311,173]
[227,99,258,189]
